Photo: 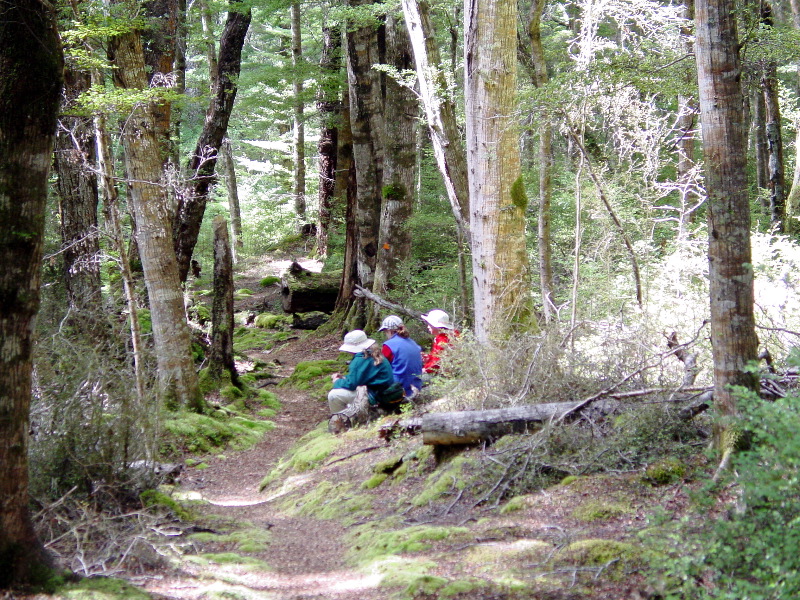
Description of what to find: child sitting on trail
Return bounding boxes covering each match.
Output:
[421,309,459,375]
[378,315,423,397]
[328,330,404,415]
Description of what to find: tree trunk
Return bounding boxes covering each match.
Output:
[528,0,555,323]
[291,0,306,223]
[751,84,769,194]
[401,0,470,237]
[372,12,416,303]
[0,0,62,585]
[335,85,360,314]
[94,103,146,404]
[694,0,760,438]
[174,0,251,283]
[677,0,699,234]
[220,138,243,262]
[762,61,786,231]
[346,0,385,292]
[109,29,202,410]
[54,69,103,327]
[316,23,342,259]
[142,0,180,163]
[209,215,238,385]
[787,0,800,234]
[199,0,219,86]
[465,0,534,341]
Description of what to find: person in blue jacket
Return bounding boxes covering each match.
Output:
[378,315,423,397]
[328,330,395,414]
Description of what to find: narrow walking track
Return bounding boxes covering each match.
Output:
[142,330,391,600]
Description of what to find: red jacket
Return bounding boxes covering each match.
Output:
[422,330,459,373]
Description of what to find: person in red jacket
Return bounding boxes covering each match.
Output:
[421,309,459,374]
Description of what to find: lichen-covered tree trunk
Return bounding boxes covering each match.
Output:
[209,215,238,385]
[220,138,243,261]
[346,0,385,292]
[109,29,202,410]
[335,86,360,315]
[401,0,470,235]
[372,12,416,303]
[465,0,533,341]
[751,83,769,194]
[54,69,103,327]
[174,0,251,282]
[291,0,306,223]
[528,0,555,323]
[316,23,342,259]
[787,0,800,234]
[762,61,786,231]
[694,0,759,429]
[0,0,62,585]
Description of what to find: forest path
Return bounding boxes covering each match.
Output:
[143,256,390,599]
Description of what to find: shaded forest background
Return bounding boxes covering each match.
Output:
[4,0,800,595]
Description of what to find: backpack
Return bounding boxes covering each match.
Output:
[372,381,405,411]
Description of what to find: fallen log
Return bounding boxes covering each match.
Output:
[420,401,619,445]
[281,261,340,313]
[353,284,423,321]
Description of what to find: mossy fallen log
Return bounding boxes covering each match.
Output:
[280,261,341,313]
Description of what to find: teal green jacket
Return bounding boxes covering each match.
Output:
[332,352,394,392]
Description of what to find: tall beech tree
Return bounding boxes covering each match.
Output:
[0,0,63,585]
[54,69,104,327]
[372,11,417,302]
[694,0,759,444]
[173,0,251,282]
[108,26,202,409]
[465,0,533,340]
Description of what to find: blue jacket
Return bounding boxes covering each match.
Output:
[383,334,423,395]
[332,352,395,393]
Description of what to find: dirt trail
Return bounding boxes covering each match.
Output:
[144,258,392,599]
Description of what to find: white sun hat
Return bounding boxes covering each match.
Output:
[378,315,404,331]
[339,330,375,353]
[421,309,453,329]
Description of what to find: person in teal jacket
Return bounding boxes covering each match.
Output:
[328,330,395,414]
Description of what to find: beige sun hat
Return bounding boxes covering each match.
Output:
[421,309,453,329]
[339,330,375,353]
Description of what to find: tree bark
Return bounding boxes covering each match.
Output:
[174,0,251,282]
[220,138,243,262]
[761,61,786,231]
[751,83,769,194]
[677,0,699,234]
[401,0,470,237]
[372,12,416,303]
[316,23,342,258]
[346,0,385,292]
[787,0,800,234]
[694,0,760,434]
[528,0,555,323]
[0,0,62,585]
[291,0,306,223]
[209,215,238,385]
[108,29,202,410]
[465,0,534,340]
[54,69,103,326]
[334,85,360,314]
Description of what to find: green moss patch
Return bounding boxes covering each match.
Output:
[260,425,342,489]
[140,489,191,521]
[562,539,636,567]
[348,524,472,564]
[161,410,274,455]
[189,526,271,553]
[411,455,468,506]
[60,577,151,599]
[571,499,632,522]
[254,312,292,329]
[260,276,280,287]
[280,358,346,400]
[283,479,374,523]
[233,327,279,354]
[643,457,687,485]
